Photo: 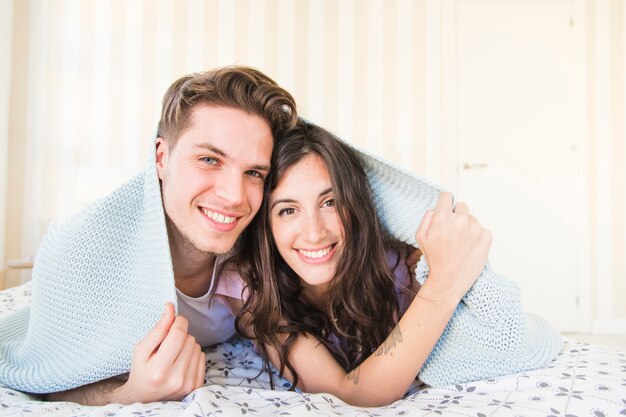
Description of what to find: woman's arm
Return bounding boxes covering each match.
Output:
[236,300,453,407]
[263,193,492,407]
[276,287,458,406]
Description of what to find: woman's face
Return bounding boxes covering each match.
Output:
[269,154,345,296]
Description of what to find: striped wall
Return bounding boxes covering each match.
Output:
[1,0,625,331]
[0,0,13,285]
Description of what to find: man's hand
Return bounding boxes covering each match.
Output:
[114,303,206,403]
[47,303,206,405]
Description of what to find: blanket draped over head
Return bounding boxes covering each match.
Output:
[0,142,562,393]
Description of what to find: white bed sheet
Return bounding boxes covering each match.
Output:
[1,282,624,416]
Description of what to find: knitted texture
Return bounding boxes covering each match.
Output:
[0,157,177,393]
[0,141,562,393]
[414,259,562,386]
[355,146,562,387]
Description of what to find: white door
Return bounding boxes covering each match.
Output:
[444,0,581,331]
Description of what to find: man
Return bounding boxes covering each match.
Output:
[40,67,297,404]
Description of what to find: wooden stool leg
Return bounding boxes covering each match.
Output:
[1,259,34,290]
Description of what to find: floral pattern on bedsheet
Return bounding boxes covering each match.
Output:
[1,282,625,417]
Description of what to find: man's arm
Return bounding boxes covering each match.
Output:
[47,303,206,405]
[46,378,126,406]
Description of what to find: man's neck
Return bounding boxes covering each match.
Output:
[172,250,217,298]
[166,222,219,298]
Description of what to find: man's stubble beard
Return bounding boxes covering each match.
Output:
[164,213,222,260]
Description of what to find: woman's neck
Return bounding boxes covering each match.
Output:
[300,281,330,311]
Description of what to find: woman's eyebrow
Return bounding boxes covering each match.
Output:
[270,198,296,210]
[319,187,333,197]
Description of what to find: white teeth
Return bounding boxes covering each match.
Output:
[299,246,332,259]
[202,208,236,224]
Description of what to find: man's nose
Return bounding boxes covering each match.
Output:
[213,172,245,207]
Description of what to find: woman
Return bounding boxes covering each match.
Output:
[230,120,492,407]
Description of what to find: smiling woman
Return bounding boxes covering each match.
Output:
[269,153,345,296]
[224,119,563,407]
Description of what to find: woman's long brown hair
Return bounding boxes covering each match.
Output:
[234,120,402,389]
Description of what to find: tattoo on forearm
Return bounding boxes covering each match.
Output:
[375,326,403,356]
[347,366,361,384]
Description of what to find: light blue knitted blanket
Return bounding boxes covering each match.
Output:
[358,148,563,387]
[0,144,562,393]
[0,157,177,393]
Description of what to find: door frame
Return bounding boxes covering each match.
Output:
[425,0,591,332]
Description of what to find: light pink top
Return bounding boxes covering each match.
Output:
[176,255,244,347]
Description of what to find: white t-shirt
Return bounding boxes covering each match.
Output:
[176,255,244,347]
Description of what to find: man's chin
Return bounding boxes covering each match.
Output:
[195,239,237,256]
[172,225,237,258]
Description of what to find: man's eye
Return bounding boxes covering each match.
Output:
[278,208,295,216]
[201,157,218,165]
[246,170,263,179]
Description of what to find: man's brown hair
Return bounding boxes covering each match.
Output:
[157,66,297,147]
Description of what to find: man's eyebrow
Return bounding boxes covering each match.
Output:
[193,143,227,157]
[252,164,271,172]
[193,143,270,172]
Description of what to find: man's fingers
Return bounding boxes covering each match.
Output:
[171,334,197,375]
[151,315,190,367]
[195,348,207,389]
[167,335,199,396]
[134,303,175,359]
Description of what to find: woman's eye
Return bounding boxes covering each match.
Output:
[278,208,295,216]
[323,199,335,208]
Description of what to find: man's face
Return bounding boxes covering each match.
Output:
[156,104,273,255]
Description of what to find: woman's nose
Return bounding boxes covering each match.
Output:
[303,212,326,243]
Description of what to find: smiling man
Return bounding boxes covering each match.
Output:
[38,67,297,404]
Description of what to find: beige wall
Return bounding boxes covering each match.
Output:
[1,0,624,331]
[585,0,626,325]
[0,0,14,286]
[608,0,626,318]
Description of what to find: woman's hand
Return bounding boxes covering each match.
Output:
[415,192,492,304]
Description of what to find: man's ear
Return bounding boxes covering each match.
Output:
[155,137,169,180]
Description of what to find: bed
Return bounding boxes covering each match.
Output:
[1,282,624,417]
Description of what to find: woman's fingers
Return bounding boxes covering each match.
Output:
[434,192,453,212]
[453,202,469,215]
[416,210,435,247]
[406,248,421,267]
